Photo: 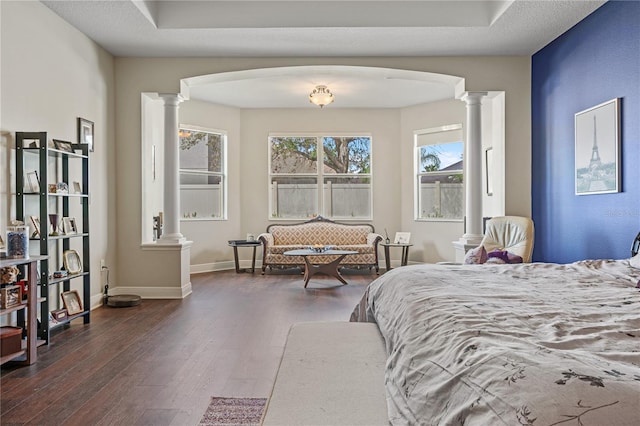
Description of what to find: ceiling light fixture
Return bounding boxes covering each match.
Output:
[309,85,334,108]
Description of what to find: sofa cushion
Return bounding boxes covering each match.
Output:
[271,222,370,246]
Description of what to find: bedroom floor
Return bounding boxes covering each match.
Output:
[0,268,378,425]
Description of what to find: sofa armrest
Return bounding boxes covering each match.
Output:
[258,233,273,247]
[367,233,383,246]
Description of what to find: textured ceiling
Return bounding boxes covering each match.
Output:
[40,0,606,108]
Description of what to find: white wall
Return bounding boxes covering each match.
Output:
[0,1,115,308]
[241,107,401,247]
[179,99,242,269]
[400,99,467,262]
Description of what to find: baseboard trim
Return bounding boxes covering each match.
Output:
[107,282,192,299]
[191,260,264,274]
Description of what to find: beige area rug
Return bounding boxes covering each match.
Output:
[199,397,267,426]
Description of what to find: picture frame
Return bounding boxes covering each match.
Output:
[485,147,494,196]
[575,98,620,195]
[1,285,22,309]
[23,139,40,149]
[26,170,40,193]
[394,232,411,244]
[62,249,82,274]
[62,217,77,235]
[73,181,82,194]
[30,215,41,238]
[53,139,75,153]
[78,117,94,152]
[61,290,82,315]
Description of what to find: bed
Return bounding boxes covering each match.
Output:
[351,257,640,425]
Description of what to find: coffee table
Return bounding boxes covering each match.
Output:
[283,249,358,288]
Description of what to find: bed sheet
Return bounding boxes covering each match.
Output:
[352,260,640,425]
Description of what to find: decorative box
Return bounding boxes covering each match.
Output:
[0,326,23,357]
[51,309,68,321]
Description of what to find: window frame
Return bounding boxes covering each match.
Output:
[178,124,228,221]
[268,133,373,221]
[414,124,464,222]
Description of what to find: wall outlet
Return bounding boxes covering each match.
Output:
[100,259,106,269]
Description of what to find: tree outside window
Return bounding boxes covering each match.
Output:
[179,127,226,220]
[269,135,372,220]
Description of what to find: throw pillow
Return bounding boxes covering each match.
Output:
[487,249,523,264]
[630,252,640,269]
[464,245,487,265]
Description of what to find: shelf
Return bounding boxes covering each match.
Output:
[47,193,89,198]
[0,301,27,316]
[49,310,89,330]
[47,271,89,286]
[0,339,46,365]
[16,131,91,349]
[0,348,27,365]
[43,233,89,241]
[23,146,88,160]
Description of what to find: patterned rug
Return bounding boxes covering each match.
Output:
[199,397,267,426]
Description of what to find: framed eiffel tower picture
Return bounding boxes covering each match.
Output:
[575,98,620,195]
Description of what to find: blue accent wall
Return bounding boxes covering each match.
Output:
[531,0,640,263]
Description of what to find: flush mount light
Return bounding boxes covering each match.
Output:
[309,85,334,108]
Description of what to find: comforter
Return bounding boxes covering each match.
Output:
[352,260,640,425]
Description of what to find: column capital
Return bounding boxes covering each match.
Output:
[158,93,184,106]
[460,91,488,104]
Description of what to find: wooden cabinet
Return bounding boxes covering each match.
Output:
[15,132,90,345]
[0,255,47,365]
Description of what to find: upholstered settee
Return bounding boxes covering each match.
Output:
[258,216,382,274]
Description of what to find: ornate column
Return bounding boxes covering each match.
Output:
[157,93,186,244]
[454,92,487,261]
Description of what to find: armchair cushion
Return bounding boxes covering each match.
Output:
[480,216,535,262]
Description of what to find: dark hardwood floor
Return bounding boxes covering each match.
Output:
[1,268,378,425]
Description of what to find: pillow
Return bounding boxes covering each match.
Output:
[487,249,524,264]
[464,245,487,265]
[630,252,640,269]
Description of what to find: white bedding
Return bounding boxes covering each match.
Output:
[352,259,640,425]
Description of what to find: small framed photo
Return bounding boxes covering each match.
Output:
[62,217,77,235]
[61,290,82,315]
[73,181,82,194]
[23,139,40,149]
[394,232,411,244]
[1,285,22,309]
[62,249,82,274]
[53,139,75,153]
[78,117,94,152]
[26,170,40,193]
[30,215,41,238]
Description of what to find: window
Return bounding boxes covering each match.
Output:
[269,135,372,220]
[179,126,226,220]
[415,125,464,220]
